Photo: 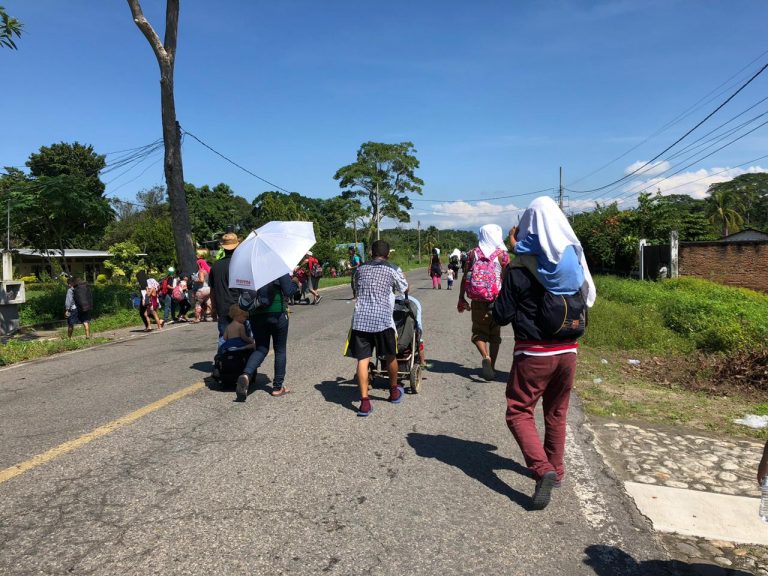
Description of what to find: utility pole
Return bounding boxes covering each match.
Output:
[558,166,564,210]
[417,220,421,264]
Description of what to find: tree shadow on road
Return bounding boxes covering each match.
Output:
[426,359,487,382]
[407,433,532,509]
[583,544,752,576]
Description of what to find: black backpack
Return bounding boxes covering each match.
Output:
[537,290,587,340]
[514,255,587,340]
[73,282,93,313]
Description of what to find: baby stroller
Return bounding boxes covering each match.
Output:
[368,298,423,393]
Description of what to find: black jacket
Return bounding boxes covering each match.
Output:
[492,266,547,341]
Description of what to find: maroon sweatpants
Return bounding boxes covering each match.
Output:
[505,353,577,481]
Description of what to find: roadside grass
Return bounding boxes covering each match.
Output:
[575,276,768,440]
[576,346,768,441]
[0,336,112,366]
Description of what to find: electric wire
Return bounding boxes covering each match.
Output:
[180,127,292,194]
[566,49,768,188]
[567,59,768,194]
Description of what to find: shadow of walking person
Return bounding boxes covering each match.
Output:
[426,359,487,382]
[406,432,532,509]
[584,544,753,576]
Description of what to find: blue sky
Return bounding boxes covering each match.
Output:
[3,0,768,231]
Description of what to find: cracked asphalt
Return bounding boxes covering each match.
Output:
[0,274,670,575]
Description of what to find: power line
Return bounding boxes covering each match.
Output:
[568,59,768,194]
[566,49,768,188]
[412,187,554,203]
[180,127,292,193]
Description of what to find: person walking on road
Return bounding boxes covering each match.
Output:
[348,245,362,298]
[159,267,178,324]
[235,274,300,402]
[304,251,323,305]
[345,240,409,416]
[64,276,92,338]
[209,233,241,338]
[759,441,768,487]
[457,224,509,380]
[492,196,596,510]
[429,250,443,289]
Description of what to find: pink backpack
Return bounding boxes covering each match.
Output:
[465,247,505,302]
[172,284,184,302]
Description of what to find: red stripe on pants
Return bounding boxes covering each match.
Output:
[505,353,577,481]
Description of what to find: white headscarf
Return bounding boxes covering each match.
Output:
[517,196,597,307]
[477,224,506,258]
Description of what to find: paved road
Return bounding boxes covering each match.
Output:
[0,274,669,575]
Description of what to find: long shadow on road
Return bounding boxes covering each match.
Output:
[583,544,752,576]
[407,432,532,509]
[315,377,392,414]
[426,359,487,382]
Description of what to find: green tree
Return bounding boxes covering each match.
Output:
[705,188,744,237]
[185,182,255,244]
[8,143,113,273]
[0,5,22,49]
[250,191,309,228]
[334,142,424,240]
[707,173,768,230]
[104,241,146,283]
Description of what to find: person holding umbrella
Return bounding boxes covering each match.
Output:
[228,221,316,402]
[235,273,300,401]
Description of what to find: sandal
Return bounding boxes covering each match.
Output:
[271,386,290,397]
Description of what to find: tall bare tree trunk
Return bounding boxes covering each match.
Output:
[127,0,196,274]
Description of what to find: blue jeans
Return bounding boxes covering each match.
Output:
[217,316,229,339]
[163,294,175,321]
[243,312,289,388]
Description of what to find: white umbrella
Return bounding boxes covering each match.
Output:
[228,221,316,291]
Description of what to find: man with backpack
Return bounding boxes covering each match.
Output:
[492,196,596,510]
[304,251,323,305]
[65,276,93,338]
[457,224,509,381]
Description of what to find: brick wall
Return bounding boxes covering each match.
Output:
[679,241,768,292]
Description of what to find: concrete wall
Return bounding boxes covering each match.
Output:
[679,241,768,292]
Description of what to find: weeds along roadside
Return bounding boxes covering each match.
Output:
[578,276,768,440]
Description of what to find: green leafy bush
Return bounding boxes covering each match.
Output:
[19,283,135,326]
[593,276,768,353]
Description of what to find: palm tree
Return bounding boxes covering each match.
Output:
[705,189,744,237]
[0,6,23,49]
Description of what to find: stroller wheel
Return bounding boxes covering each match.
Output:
[409,364,422,394]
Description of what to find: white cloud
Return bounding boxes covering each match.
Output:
[622,164,768,201]
[624,160,671,177]
[410,200,525,231]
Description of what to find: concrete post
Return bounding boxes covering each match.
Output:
[638,239,647,280]
[670,230,679,278]
[2,251,12,281]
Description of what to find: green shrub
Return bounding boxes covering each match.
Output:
[95,274,108,285]
[20,275,37,283]
[593,275,768,353]
[18,283,136,326]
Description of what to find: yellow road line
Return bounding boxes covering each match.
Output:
[0,382,205,485]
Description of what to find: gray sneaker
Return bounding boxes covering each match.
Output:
[235,374,249,402]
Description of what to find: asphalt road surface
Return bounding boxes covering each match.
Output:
[0,274,669,575]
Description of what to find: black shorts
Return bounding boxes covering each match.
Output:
[346,328,397,360]
[76,309,92,323]
[310,275,320,290]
